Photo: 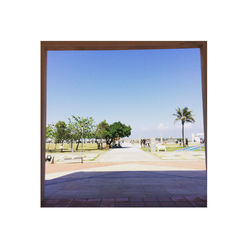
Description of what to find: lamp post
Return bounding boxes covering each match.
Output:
[82,124,84,152]
[71,131,74,153]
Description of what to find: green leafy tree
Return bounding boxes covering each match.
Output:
[95,120,109,149]
[105,121,131,146]
[54,121,69,151]
[173,107,195,147]
[68,115,95,151]
[46,124,55,151]
[46,124,54,140]
[66,121,78,151]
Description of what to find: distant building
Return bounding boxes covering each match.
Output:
[192,133,204,143]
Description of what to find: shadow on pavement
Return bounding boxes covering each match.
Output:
[43,170,207,207]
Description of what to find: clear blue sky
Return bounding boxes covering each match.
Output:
[47,49,204,139]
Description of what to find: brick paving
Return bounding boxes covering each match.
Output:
[46,160,205,174]
[42,197,206,207]
[43,170,207,207]
[43,143,206,208]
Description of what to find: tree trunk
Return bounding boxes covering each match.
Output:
[96,139,100,149]
[76,141,80,151]
[106,139,113,146]
[54,143,57,152]
[182,122,185,147]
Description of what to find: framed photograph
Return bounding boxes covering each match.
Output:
[41,41,207,207]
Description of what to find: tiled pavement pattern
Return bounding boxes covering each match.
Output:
[154,151,205,161]
[42,197,207,207]
[43,171,207,207]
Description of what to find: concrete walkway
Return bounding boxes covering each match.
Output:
[97,142,160,162]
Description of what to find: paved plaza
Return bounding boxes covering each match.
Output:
[154,151,205,161]
[96,143,160,162]
[46,143,205,164]
[43,170,206,207]
[44,143,207,207]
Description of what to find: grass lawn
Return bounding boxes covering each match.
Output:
[141,147,151,152]
[193,147,205,152]
[141,145,205,152]
[46,143,107,153]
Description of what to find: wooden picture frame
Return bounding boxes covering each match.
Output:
[41,41,207,206]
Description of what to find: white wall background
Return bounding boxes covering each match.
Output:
[0,1,250,250]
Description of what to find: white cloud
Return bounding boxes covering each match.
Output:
[175,123,193,129]
[139,123,168,132]
[185,123,192,128]
[157,123,168,131]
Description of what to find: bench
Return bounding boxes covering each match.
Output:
[64,156,83,163]
[156,145,166,152]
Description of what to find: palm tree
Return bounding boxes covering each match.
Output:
[173,107,195,147]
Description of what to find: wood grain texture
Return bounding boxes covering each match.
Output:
[41,41,206,51]
[41,43,47,205]
[200,42,207,169]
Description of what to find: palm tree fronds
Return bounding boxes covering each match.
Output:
[172,106,195,147]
